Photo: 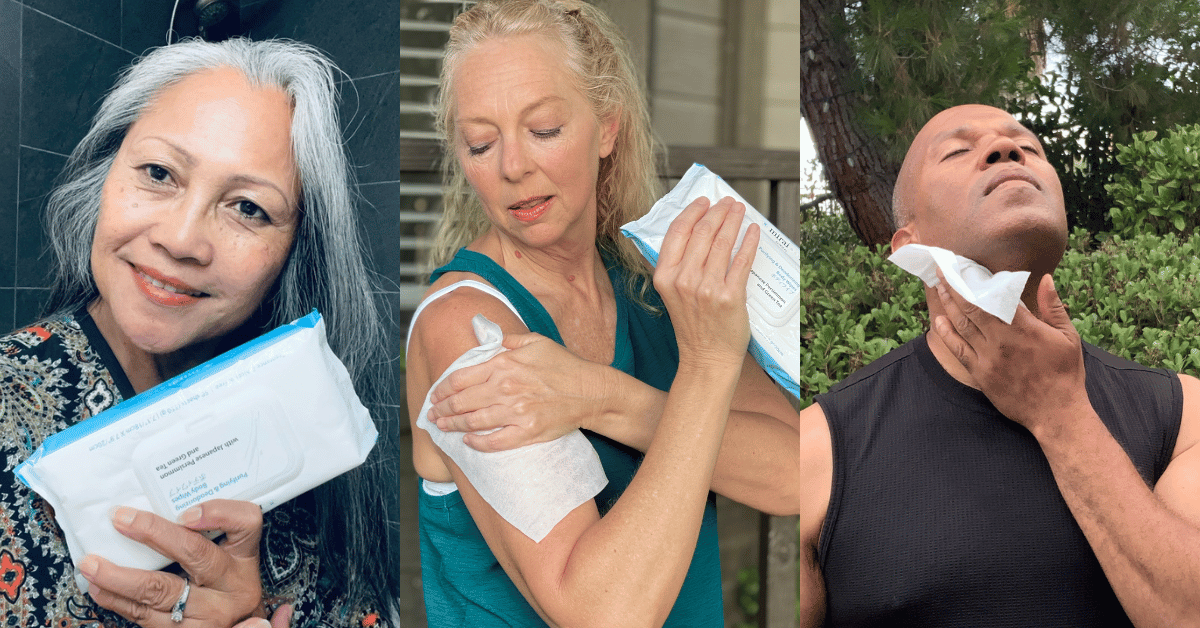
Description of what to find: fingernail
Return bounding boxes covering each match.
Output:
[79,555,99,578]
[245,620,270,628]
[178,506,202,526]
[112,506,136,526]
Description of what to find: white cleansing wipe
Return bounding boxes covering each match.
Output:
[621,163,800,398]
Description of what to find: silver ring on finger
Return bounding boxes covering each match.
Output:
[170,577,191,623]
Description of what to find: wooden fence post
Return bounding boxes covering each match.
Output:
[759,513,800,628]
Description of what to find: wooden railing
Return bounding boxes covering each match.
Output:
[398,138,802,627]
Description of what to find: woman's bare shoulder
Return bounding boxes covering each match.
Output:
[410,275,528,378]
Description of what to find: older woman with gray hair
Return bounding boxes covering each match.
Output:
[0,38,397,627]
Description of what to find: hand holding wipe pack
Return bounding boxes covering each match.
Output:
[15,311,377,582]
[621,163,801,398]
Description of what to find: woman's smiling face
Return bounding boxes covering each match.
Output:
[453,33,617,250]
[90,66,299,363]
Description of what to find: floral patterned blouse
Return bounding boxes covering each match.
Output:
[0,310,387,627]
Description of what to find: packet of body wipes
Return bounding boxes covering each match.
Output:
[621,163,800,398]
[15,310,377,584]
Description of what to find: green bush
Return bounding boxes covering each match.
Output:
[790,221,929,407]
[1107,124,1200,238]
[1058,229,1200,375]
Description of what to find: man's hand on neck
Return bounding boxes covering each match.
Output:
[927,272,1091,436]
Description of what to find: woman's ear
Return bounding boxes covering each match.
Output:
[598,113,619,159]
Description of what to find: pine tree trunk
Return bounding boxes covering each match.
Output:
[800,0,899,246]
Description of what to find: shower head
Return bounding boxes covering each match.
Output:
[195,0,232,27]
[193,0,240,42]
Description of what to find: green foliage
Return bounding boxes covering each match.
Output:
[847,0,1038,162]
[1017,0,1200,234]
[837,0,1200,236]
[785,225,1200,411]
[733,562,805,628]
[1106,125,1200,238]
[733,567,759,628]
[1056,230,1200,374]
[793,208,861,251]
[790,236,929,407]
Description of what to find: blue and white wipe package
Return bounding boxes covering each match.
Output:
[16,311,378,582]
[621,163,800,398]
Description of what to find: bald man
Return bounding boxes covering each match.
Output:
[797,105,1200,627]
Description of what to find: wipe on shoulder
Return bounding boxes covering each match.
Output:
[415,313,608,543]
[15,311,377,586]
[621,163,800,399]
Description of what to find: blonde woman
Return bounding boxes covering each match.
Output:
[405,2,800,626]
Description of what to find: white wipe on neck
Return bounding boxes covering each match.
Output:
[14,311,378,589]
[888,244,1030,324]
[620,163,801,399]
[415,313,608,543]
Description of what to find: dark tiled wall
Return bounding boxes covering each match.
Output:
[0,1,18,334]
[1,0,178,332]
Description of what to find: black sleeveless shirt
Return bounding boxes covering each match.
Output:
[815,334,1182,627]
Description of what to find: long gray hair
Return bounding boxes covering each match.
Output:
[41,38,397,614]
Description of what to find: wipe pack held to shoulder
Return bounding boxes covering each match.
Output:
[15,310,378,578]
[621,163,800,398]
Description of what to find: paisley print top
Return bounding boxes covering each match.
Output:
[0,310,386,627]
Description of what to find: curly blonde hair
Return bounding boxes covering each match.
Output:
[430,0,662,305]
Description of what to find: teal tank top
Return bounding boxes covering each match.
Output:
[417,248,724,626]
